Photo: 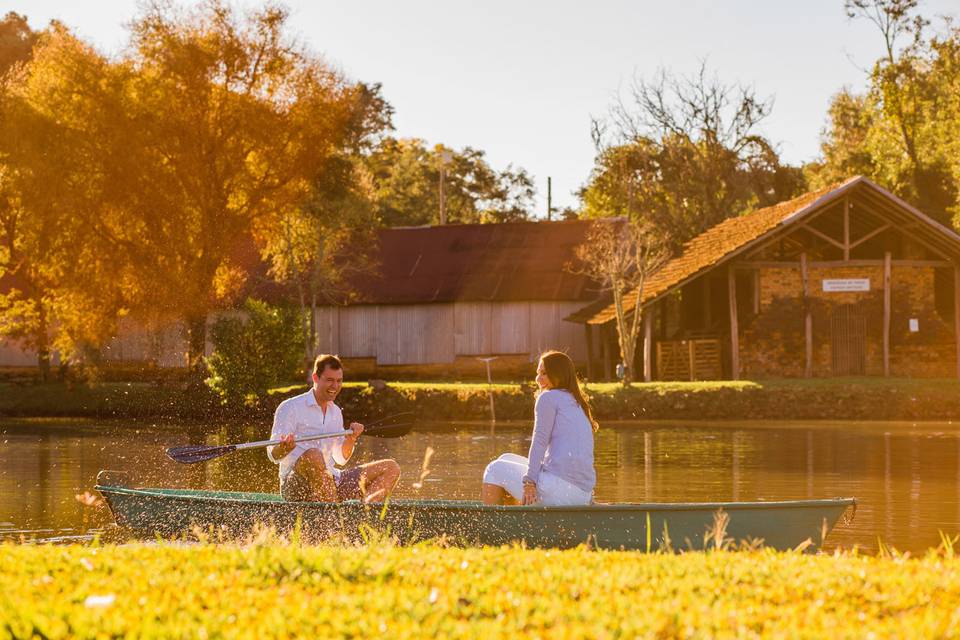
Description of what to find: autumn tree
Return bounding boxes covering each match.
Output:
[571,219,668,385]
[0,25,129,380]
[0,12,37,76]
[365,137,535,226]
[85,1,391,373]
[583,63,804,249]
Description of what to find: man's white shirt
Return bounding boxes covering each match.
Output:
[267,390,348,482]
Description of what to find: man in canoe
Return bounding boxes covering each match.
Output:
[267,354,401,503]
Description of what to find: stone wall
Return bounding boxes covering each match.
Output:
[740,264,955,378]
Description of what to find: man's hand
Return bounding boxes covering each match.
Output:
[522,481,538,505]
[341,422,363,460]
[347,422,364,441]
[272,433,296,460]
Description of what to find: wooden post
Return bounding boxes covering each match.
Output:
[884,251,891,377]
[728,267,740,380]
[688,339,695,381]
[703,278,712,330]
[643,308,653,382]
[753,269,760,315]
[584,324,595,381]
[843,198,850,261]
[955,263,960,379]
[602,324,612,382]
[801,253,812,378]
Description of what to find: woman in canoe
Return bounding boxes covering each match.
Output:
[481,350,598,506]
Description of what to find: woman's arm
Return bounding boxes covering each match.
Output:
[523,392,559,485]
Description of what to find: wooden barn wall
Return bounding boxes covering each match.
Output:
[337,307,377,358]
[0,302,589,370]
[454,302,492,355]
[313,306,341,355]
[318,301,588,366]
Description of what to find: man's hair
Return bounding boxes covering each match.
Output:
[313,354,343,377]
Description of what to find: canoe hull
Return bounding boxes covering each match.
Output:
[96,480,855,552]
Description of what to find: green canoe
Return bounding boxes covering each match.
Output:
[95,471,855,551]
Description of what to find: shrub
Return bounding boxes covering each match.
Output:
[205,299,304,406]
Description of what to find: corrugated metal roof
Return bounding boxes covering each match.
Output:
[572,176,960,325]
[350,219,602,304]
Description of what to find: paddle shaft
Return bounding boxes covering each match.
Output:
[235,430,354,451]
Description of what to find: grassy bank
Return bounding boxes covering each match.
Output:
[1,540,959,638]
[1,377,959,423]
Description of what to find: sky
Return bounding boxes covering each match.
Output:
[4,0,959,218]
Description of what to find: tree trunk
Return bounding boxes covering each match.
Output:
[35,303,51,383]
[185,314,207,375]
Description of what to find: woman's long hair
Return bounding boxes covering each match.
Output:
[539,350,599,432]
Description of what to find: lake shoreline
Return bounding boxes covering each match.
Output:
[1,378,959,423]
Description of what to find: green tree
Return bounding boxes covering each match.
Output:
[809,0,958,226]
[205,298,303,406]
[365,137,535,226]
[583,63,804,249]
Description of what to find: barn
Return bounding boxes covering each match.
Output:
[569,177,960,381]
[0,219,602,380]
[309,219,600,379]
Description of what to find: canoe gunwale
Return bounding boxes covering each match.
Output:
[95,484,856,514]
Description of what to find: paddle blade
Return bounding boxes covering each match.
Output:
[165,443,237,464]
[365,422,413,438]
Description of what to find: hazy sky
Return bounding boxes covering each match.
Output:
[5,0,958,217]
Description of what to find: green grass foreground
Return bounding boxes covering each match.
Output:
[2,376,960,422]
[1,541,959,639]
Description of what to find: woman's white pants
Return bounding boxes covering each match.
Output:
[482,453,591,506]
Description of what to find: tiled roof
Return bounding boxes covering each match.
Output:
[579,178,859,325]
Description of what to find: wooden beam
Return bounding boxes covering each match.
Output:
[801,224,845,250]
[735,259,951,269]
[602,324,612,382]
[703,277,712,329]
[728,267,740,380]
[883,251,891,377]
[753,269,760,314]
[955,263,960,380]
[856,190,955,261]
[584,324,595,381]
[643,309,653,382]
[843,198,850,261]
[849,223,892,249]
[801,253,812,378]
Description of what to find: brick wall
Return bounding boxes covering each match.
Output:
[740,264,956,378]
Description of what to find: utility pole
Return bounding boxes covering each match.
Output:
[438,149,453,225]
[547,176,552,221]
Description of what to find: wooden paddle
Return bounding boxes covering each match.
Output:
[165,412,414,465]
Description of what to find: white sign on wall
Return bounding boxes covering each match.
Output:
[822,278,870,292]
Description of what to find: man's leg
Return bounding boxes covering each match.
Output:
[339,459,401,503]
[293,449,337,501]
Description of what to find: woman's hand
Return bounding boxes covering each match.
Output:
[522,481,538,505]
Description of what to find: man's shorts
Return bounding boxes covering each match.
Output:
[280,466,364,502]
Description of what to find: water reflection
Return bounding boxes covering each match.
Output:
[2,418,959,553]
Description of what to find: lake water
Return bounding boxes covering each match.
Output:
[2,418,959,554]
